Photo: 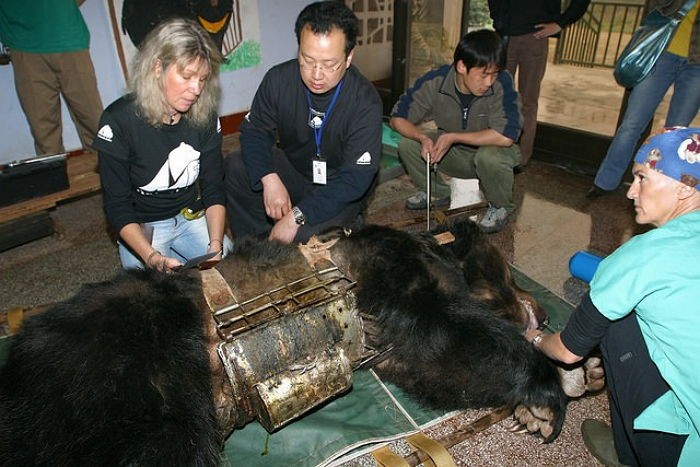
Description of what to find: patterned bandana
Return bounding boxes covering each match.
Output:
[634,127,700,189]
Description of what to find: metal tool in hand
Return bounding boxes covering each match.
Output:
[426,152,430,231]
[425,153,437,231]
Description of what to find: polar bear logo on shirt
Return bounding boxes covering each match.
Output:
[139,142,201,192]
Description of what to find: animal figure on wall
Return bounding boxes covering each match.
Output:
[0,221,600,465]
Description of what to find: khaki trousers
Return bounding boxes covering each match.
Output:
[10,48,103,155]
[505,34,549,165]
[397,135,521,212]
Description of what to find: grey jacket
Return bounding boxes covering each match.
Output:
[391,65,522,143]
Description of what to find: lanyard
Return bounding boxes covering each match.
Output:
[305,79,344,158]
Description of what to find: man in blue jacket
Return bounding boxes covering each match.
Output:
[224,1,382,244]
[390,29,522,233]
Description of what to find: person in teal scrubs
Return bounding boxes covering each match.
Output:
[526,126,700,466]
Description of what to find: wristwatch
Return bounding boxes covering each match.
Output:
[291,206,305,225]
[530,333,544,346]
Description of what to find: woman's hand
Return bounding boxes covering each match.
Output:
[146,250,183,273]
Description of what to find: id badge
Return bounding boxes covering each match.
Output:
[313,159,327,185]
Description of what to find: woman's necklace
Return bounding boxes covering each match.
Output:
[165,112,179,125]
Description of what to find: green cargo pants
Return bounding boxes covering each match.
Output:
[397,135,521,212]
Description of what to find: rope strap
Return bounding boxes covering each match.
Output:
[7,307,24,334]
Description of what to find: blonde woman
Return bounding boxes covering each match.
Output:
[94,18,231,272]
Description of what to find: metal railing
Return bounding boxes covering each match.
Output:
[555,1,646,68]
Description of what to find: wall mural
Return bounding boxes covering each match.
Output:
[106,0,261,80]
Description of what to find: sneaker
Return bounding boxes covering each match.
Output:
[478,205,509,233]
[581,419,629,467]
[405,191,450,210]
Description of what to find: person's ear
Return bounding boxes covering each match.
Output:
[677,183,696,200]
[153,59,163,78]
[345,49,354,67]
[455,59,467,74]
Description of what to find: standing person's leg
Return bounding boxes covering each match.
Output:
[597,313,687,466]
[55,50,103,150]
[504,35,518,78]
[9,50,65,155]
[664,62,700,127]
[593,53,682,191]
[508,34,548,166]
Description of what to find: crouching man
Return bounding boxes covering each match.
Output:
[390,29,522,233]
[224,1,382,244]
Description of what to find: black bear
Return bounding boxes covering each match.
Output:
[326,221,567,441]
[0,220,576,464]
[0,272,222,466]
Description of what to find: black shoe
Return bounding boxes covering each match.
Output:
[586,185,612,199]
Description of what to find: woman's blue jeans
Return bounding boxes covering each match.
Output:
[118,213,233,270]
[594,52,700,190]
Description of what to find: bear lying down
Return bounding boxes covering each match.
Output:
[0,221,602,465]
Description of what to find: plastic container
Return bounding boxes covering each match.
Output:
[569,250,604,283]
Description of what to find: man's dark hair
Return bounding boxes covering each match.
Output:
[294,1,359,55]
[453,29,505,70]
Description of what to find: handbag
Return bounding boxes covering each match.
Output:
[614,0,696,88]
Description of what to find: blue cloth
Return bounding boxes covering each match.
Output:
[594,52,700,190]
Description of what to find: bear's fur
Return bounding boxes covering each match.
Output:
[327,221,566,441]
[0,271,221,466]
[0,220,566,463]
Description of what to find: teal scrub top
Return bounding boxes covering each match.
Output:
[590,210,700,466]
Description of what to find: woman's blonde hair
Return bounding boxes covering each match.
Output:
[128,17,223,127]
